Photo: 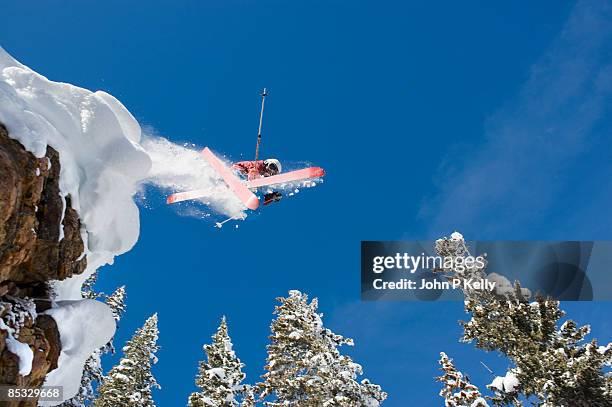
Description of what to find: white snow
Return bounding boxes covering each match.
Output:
[141,135,246,219]
[0,46,151,302]
[489,370,520,393]
[206,367,226,380]
[487,272,531,298]
[0,319,33,376]
[40,300,116,406]
[450,231,464,241]
[471,398,489,407]
[5,335,33,376]
[288,331,302,339]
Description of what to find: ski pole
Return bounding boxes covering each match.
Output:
[255,88,267,161]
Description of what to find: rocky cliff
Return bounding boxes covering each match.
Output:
[0,122,87,406]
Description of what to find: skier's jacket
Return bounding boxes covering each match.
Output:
[232,160,266,180]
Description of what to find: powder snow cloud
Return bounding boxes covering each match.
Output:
[140,133,246,219]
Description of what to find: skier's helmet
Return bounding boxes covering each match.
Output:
[263,159,282,176]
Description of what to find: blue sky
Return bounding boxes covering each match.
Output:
[2,1,612,405]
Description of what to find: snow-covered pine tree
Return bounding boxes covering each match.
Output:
[94,313,160,407]
[437,352,488,407]
[240,388,256,407]
[434,233,612,407]
[260,290,387,407]
[81,271,102,300]
[99,285,128,358]
[188,316,247,407]
[106,285,127,322]
[79,273,127,322]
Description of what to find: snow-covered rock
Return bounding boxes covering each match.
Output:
[0,46,149,403]
[0,318,34,376]
[0,46,152,302]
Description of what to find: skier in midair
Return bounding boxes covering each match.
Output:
[232,158,283,205]
[166,88,325,213]
[232,158,282,180]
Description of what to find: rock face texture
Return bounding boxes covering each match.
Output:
[0,122,87,406]
[0,123,86,295]
[0,309,60,402]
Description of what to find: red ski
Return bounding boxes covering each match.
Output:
[167,188,211,205]
[201,147,260,210]
[246,167,325,189]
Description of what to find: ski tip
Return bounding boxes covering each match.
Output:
[167,195,176,204]
[313,167,325,178]
[246,195,260,210]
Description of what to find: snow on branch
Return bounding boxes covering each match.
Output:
[434,232,612,406]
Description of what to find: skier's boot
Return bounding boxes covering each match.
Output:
[263,191,283,205]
